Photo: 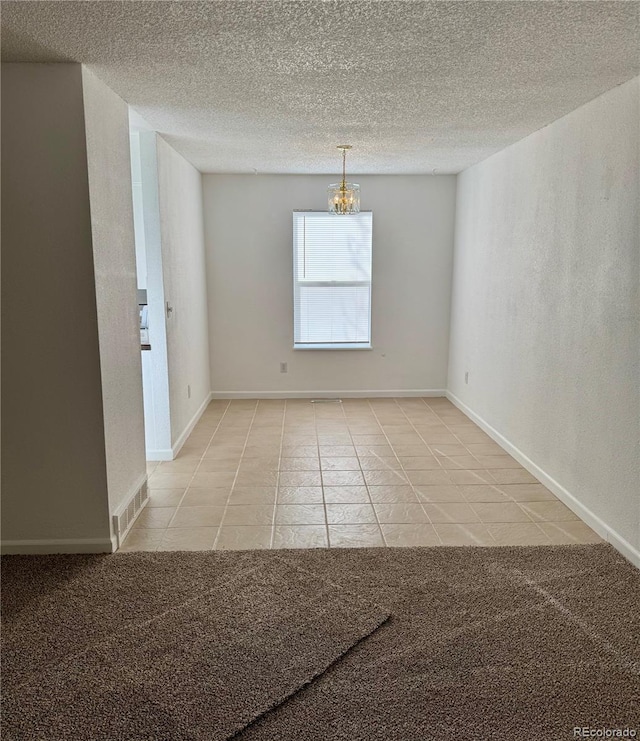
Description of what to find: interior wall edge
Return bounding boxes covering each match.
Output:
[1,62,112,544]
[156,137,212,447]
[446,391,640,570]
[81,66,147,525]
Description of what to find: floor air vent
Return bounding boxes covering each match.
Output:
[112,480,149,550]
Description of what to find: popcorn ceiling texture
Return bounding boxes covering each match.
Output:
[2,1,639,173]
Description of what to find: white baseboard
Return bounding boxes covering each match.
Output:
[446,391,640,569]
[111,473,149,549]
[172,392,214,458]
[1,537,116,555]
[146,449,174,462]
[210,389,447,399]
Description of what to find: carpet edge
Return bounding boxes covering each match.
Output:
[225,610,392,741]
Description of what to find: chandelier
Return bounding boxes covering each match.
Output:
[328,145,360,215]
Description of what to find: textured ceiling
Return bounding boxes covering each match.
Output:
[2,1,639,174]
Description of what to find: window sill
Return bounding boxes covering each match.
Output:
[293,343,373,351]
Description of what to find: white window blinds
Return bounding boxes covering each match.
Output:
[293,211,373,348]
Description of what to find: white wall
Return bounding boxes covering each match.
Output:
[448,78,640,561]
[1,63,111,550]
[156,137,211,445]
[203,175,457,395]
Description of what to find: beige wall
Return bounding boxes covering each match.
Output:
[1,63,147,552]
[203,174,456,396]
[448,78,640,564]
[1,63,111,550]
[82,68,146,523]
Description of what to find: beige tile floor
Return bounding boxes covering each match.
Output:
[122,397,602,552]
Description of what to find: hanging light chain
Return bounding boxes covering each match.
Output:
[342,147,347,190]
[338,144,351,191]
[328,145,360,215]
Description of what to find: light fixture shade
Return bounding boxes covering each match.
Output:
[327,182,360,215]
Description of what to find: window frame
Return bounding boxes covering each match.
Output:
[292,210,373,351]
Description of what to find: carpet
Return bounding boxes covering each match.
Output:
[2,545,639,741]
[1,555,389,740]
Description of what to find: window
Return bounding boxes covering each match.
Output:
[293,211,373,349]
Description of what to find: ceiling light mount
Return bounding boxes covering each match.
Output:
[328,145,360,215]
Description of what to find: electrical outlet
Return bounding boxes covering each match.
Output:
[465,371,469,384]
[187,384,191,398]
[280,362,288,373]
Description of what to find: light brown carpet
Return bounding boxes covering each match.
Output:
[2,556,389,740]
[2,544,639,740]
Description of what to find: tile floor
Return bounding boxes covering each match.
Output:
[122,397,602,552]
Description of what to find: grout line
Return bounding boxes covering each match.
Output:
[331,400,382,546]
[278,400,324,546]
[211,399,260,550]
[420,399,542,544]
[269,400,288,548]
[379,401,437,488]
[137,397,567,551]
[365,399,420,545]
[190,399,232,476]
[142,400,231,551]
[427,403,491,468]
[389,398,444,545]
[317,400,333,547]
[315,402,361,545]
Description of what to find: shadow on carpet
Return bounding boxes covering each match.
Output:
[2,544,639,740]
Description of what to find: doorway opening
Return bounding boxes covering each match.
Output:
[129,119,172,461]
